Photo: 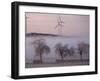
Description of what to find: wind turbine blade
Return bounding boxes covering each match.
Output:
[57,19,59,23]
[59,16,64,24]
[59,16,61,21]
[61,21,64,23]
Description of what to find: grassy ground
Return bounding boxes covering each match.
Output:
[25,59,89,68]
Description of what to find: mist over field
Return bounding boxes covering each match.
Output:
[25,35,89,68]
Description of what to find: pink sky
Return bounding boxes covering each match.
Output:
[25,12,89,37]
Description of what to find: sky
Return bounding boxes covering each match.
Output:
[25,12,89,37]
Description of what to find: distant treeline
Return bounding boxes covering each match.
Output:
[26,33,60,37]
[26,33,89,38]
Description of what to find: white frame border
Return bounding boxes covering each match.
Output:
[19,5,95,76]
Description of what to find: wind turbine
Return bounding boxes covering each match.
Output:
[55,16,64,35]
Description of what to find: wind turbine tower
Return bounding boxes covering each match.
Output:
[55,16,64,35]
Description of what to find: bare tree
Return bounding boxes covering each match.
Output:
[82,43,89,55]
[63,45,75,57]
[33,39,50,63]
[77,42,89,61]
[63,44,69,56]
[55,43,64,62]
[69,47,75,56]
[77,43,83,61]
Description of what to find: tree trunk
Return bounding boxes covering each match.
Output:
[61,54,63,62]
[80,54,82,61]
[80,51,83,63]
[40,53,42,63]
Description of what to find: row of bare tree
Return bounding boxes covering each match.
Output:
[32,39,89,63]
